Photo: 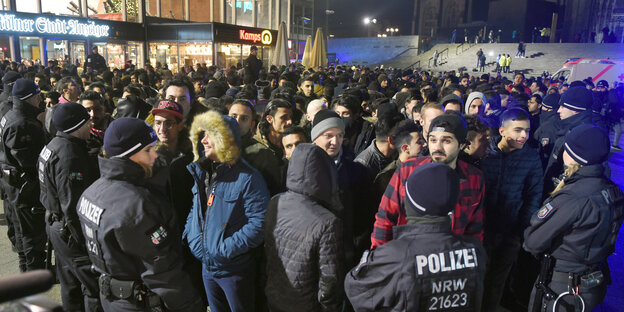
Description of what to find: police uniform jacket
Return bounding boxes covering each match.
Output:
[0,98,45,205]
[524,164,624,274]
[78,156,203,311]
[38,132,99,245]
[345,217,487,312]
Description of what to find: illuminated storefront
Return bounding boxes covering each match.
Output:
[0,11,144,69]
[213,23,275,69]
[147,22,276,72]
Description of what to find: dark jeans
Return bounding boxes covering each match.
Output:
[47,221,101,312]
[202,265,255,312]
[6,183,46,271]
[482,234,522,312]
[528,278,607,311]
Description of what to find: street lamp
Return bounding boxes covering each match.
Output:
[364,17,377,37]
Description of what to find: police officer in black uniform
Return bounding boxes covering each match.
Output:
[524,124,624,312]
[85,46,107,73]
[77,118,203,312]
[38,103,101,311]
[345,163,487,311]
[0,78,47,272]
[0,71,22,255]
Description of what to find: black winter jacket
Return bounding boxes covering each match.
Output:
[38,132,99,245]
[78,157,204,312]
[345,217,487,311]
[264,144,344,312]
[355,139,397,179]
[524,164,624,274]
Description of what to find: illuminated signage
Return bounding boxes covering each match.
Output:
[239,29,272,45]
[0,13,109,38]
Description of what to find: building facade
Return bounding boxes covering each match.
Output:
[0,0,321,71]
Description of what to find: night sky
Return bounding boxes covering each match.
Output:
[327,0,416,38]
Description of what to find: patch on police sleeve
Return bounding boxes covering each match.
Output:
[537,203,554,219]
[541,138,549,147]
[69,172,84,181]
[148,225,168,245]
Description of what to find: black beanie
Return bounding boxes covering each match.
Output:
[11,78,40,100]
[405,163,460,216]
[104,117,158,158]
[53,103,90,133]
[542,93,560,110]
[560,86,594,112]
[2,71,21,86]
[564,124,610,166]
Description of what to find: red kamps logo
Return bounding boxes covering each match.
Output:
[240,30,262,43]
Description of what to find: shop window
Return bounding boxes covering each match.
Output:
[46,40,68,64]
[217,43,241,69]
[180,43,213,67]
[42,0,81,16]
[16,0,38,13]
[127,0,140,22]
[145,0,157,17]
[0,36,11,60]
[20,37,41,64]
[257,0,270,29]
[149,42,179,72]
[71,41,86,68]
[225,0,233,24]
[161,0,184,21]
[0,0,9,11]
[87,0,139,21]
[236,0,253,27]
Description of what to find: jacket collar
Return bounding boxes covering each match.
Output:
[393,216,453,238]
[13,98,43,117]
[564,164,605,184]
[559,111,592,133]
[98,156,147,185]
[56,131,87,146]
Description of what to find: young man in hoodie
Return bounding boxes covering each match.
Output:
[264,144,345,311]
[185,111,270,312]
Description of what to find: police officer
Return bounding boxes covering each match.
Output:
[0,71,22,256]
[77,118,203,312]
[84,46,107,73]
[345,163,487,311]
[524,124,624,312]
[38,103,101,311]
[0,78,47,272]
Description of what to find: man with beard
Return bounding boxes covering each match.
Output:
[371,113,485,249]
[79,90,112,159]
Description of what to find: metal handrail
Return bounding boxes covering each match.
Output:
[409,60,421,69]
[456,42,476,55]
[428,47,449,67]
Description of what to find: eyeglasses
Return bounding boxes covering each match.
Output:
[153,120,177,129]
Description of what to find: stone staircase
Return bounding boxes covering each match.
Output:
[378,43,624,77]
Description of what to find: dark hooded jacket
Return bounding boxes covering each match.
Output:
[264,143,344,312]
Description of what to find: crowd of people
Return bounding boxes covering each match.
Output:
[0,44,623,312]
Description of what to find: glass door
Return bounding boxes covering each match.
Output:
[70,41,86,68]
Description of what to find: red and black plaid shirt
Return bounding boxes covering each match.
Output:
[371,156,485,249]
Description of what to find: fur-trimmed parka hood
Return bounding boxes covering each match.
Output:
[190,110,241,164]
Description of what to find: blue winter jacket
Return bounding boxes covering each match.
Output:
[184,158,270,276]
[480,139,543,238]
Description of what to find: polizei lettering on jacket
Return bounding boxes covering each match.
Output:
[416,248,478,275]
[78,197,104,226]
